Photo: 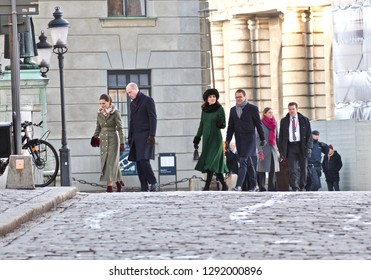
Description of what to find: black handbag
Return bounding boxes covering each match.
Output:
[193,149,200,161]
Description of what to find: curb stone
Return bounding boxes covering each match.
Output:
[0,187,77,236]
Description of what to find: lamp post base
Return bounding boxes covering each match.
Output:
[60,146,72,186]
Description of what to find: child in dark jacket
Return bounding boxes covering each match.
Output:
[322,144,343,191]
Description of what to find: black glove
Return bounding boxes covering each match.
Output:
[193,136,201,150]
[120,144,125,152]
[147,136,155,145]
[260,140,267,147]
[216,119,225,129]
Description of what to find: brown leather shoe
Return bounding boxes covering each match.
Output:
[106,186,113,193]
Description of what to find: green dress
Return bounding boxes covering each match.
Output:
[195,104,229,174]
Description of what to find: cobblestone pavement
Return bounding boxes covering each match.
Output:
[1,191,371,260]
[0,187,77,236]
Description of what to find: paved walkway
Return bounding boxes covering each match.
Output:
[0,187,77,236]
[1,189,371,260]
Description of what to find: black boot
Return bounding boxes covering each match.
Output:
[203,171,213,191]
[216,173,229,191]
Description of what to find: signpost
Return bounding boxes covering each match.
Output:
[0,0,39,155]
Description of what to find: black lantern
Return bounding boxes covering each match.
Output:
[36,31,52,77]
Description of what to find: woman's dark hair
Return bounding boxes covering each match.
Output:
[201,88,220,109]
[261,107,272,120]
[100,94,112,104]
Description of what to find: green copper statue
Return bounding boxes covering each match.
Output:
[4,16,39,70]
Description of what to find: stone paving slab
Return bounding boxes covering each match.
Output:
[1,191,371,260]
[0,187,77,236]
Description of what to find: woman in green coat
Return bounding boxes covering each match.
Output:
[193,88,229,191]
[93,94,125,192]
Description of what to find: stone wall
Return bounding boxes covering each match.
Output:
[311,119,371,191]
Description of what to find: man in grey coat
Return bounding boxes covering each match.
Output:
[127,82,158,192]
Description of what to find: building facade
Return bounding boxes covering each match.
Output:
[207,0,333,120]
[1,0,210,190]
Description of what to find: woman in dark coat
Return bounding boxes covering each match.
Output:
[193,88,229,191]
[93,94,125,192]
[322,144,343,191]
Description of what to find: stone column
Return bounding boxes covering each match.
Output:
[302,9,315,120]
[322,6,334,119]
[269,13,284,117]
[210,21,226,103]
[281,9,309,116]
[227,16,251,103]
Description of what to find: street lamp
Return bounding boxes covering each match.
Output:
[48,7,72,186]
[36,31,52,77]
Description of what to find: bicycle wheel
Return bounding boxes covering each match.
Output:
[24,139,59,187]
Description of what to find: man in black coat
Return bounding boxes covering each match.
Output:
[278,102,312,191]
[126,82,158,192]
[226,89,266,191]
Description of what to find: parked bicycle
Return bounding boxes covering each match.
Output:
[0,121,59,187]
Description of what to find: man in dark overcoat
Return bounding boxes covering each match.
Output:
[226,89,266,191]
[126,82,158,192]
[278,102,312,191]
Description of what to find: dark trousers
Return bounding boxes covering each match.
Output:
[306,165,322,191]
[258,154,276,191]
[237,156,257,190]
[327,181,340,191]
[287,142,308,191]
[137,160,157,191]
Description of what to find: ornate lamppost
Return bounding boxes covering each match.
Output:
[47,7,71,186]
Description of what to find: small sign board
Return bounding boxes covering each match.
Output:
[0,0,39,15]
[159,153,176,176]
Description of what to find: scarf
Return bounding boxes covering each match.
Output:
[203,102,221,113]
[131,91,143,110]
[262,115,276,146]
[98,105,115,116]
[236,99,248,118]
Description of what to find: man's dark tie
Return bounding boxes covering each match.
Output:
[292,117,296,141]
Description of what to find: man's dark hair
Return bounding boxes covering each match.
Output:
[235,89,246,97]
[288,102,298,108]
